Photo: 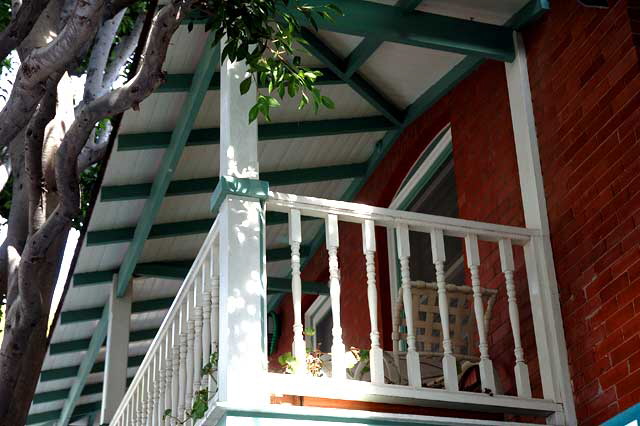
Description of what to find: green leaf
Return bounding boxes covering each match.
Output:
[240,77,252,95]
[320,96,335,109]
[248,104,260,123]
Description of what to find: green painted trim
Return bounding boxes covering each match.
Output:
[115,36,220,298]
[398,141,452,210]
[87,219,213,246]
[296,0,515,62]
[156,67,341,93]
[404,57,484,125]
[40,355,144,382]
[266,246,310,263]
[210,176,270,214]
[27,401,101,425]
[60,297,173,324]
[300,29,404,126]
[57,307,108,425]
[117,116,394,151]
[506,0,550,30]
[86,214,321,248]
[50,328,158,355]
[101,163,366,202]
[343,0,422,78]
[34,378,134,405]
[73,270,114,286]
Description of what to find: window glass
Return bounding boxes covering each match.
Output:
[406,160,464,285]
[314,310,333,353]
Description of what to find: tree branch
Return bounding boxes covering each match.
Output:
[0,0,52,62]
[0,0,105,149]
[102,12,143,89]
[83,8,125,102]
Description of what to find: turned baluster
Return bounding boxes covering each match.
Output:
[131,389,138,426]
[362,219,384,384]
[210,247,220,395]
[152,356,161,426]
[431,228,458,391]
[202,261,212,392]
[137,380,144,425]
[171,322,180,423]
[289,209,306,374]
[326,214,346,379]
[465,234,497,394]
[193,282,204,405]
[178,307,188,418]
[499,239,532,398]
[141,366,150,425]
[158,338,167,426]
[395,223,421,387]
[185,292,195,414]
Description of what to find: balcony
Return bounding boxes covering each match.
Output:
[109,191,569,425]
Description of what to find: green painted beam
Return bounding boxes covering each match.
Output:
[50,328,158,355]
[87,213,321,246]
[157,68,341,93]
[27,401,101,425]
[60,297,174,324]
[87,219,213,246]
[117,116,394,151]
[506,0,550,30]
[343,0,423,78]
[57,307,108,425]
[115,35,220,298]
[34,377,134,405]
[300,28,404,126]
[297,0,515,62]
[266,246,310,263]
[40,355,144,382]
[101,162,368,202]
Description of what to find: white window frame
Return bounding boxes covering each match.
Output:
[303,294,331,351]
[386,125,453,308]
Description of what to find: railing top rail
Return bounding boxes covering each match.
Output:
[266,191,537,244]
[111,216,220,421]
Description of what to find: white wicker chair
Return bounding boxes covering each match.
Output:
[390,280,498,387]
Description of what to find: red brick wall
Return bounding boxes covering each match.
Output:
[273,2,640,423]
[522,1,640,423]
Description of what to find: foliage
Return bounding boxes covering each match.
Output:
[189,0,341,122]
[163,351,218,424]
[72,162,101,229]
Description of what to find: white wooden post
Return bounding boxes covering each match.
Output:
[216,43,268,404]
[506,32,576,424]
[395,223,421,388]
[362,219,384,385]
[431,228,458,391]
[100,275,132,425]
[465,234,496,394]
[499,239,532,398]
[289,209,307,374]
[326,214,346,379]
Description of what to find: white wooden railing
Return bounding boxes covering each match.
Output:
[111,190,566,423]
[264,191,565,420]
[110,219,221,426]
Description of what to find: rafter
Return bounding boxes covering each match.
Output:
[100,163,368,202]
[86,214,319,246]
[157,67,341,93]
[298,0,514,62]
[40,355,144,382]
[343,0,423,78]
[114,36,220,298]
[27,401,101,425]
[117,116,394,151]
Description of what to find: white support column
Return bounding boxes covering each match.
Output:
[216,44,268,404]
[505,32,577,425]
[100,275,132,425]
[326,214,346,380]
